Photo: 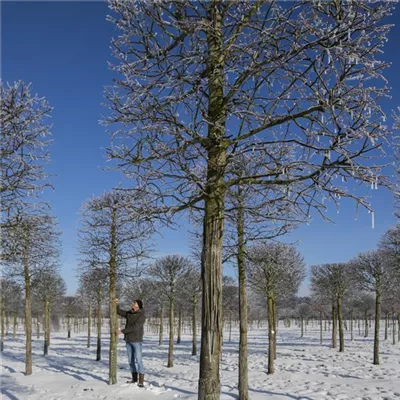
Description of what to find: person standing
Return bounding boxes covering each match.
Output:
[114,298,146,387]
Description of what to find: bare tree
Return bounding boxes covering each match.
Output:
[31,270,66,355]
[148,255,193,367]
[0,81,52,226]
[350,250,396,365]
[78,190,152,384]
[311,263,352,352]
[105,2,396,398]
[1,212,60,375]
[247,241,305,374]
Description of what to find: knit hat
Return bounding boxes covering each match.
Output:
[135,299,143,309]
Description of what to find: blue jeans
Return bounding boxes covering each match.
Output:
[125,342,144,374]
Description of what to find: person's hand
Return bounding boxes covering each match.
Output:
[113,298,119,305]
[117,328,122,335]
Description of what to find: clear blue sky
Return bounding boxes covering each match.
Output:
[2,2,399,296]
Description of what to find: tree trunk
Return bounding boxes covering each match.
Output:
[272,299,277,360]
[398,313,400,342]
[87,303,91,348]
[24,249,33,375]
[192,295,198,356]
[198,4,226,399]
[0,295,5,352]
[13,312,17,338]
[237,200,248,400]
[96,288,102,361]
[67,316,71,338]
[36,315,40,339]
[337,296,344,352]
[109,207,118,385]
[373,283,381,365]
[319,311,323,344]
[159,305,164,346]
[364,312,368,338]
[267,295,275,374]
[168,296,174,367]
[332,305,337,349]
[350,311,354,341]
[177,306,181,345]
[384,312,388,341]
[393,313,396,346]
[44,298,50,356]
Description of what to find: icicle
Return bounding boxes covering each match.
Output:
[371,211,375,229]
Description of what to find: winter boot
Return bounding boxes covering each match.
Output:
[138,374,144,387]
[127,372,138,384]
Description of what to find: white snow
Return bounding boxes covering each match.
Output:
[1,323,400,400]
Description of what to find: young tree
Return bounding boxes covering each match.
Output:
[247,241,305,374]
[350,250,396,365]
[311,263,352,352]
[79,191,152,384]
[148,255,193,367]
[1,212,60,375]
[31,270,66,355]
[0,81,52,227]
[105,2,395,398]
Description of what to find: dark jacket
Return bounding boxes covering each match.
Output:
[117,305,145,343]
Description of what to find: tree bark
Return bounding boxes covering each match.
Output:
[384,312,388,341]
[13,312,17,338]
[109,207,118,384]
[338,296,344,352]
[267,295,275,374]
[87,303,91,348]
[44,297,50,356]
[198,3,226,399]
[168,295,174,367]
[67,316,71,338]
[319,311,323,344]
[177,306,181,345]
[237,199,248,400]
[364,312,368,338]
[96,288,102,361]
[0,294,5,352]
[36,315,40,339]
[373,282,381,365]
[159,305,164,346]
[24,245,33,375]
[350,311,354,341]
[192,295,198,356]
[332,305,337,349]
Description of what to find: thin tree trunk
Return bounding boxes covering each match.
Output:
[44,297,50,356]
[192,295,198,356]
[338,296,344,352]
[24,248,33,375]
[267,295,275,374]
[13,312,17,338]
[108,207,118,385]
[273,299,277,360]
[159,305,164,346]
[332,305,337,349]
[67,316,71,338]
[397,313,400,342]
[96,288,102,361]
[177,306,181,345]
[393,313,396,346]
[373,282,381,365]
[364,312,368,338]
[168,296,174,367]
[350,311,354,341]
[229,311,232,343]
[384,312,388,341]
[319,311,323,344]
[0,295,5,352]
[36,315,40,339]
[87,303,91,348]
[237,199,248,400]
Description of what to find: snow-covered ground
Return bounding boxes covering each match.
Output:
[1,323,400,400]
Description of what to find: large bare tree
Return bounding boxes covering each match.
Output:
[105,2,396,398]
[78,190,152,384]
